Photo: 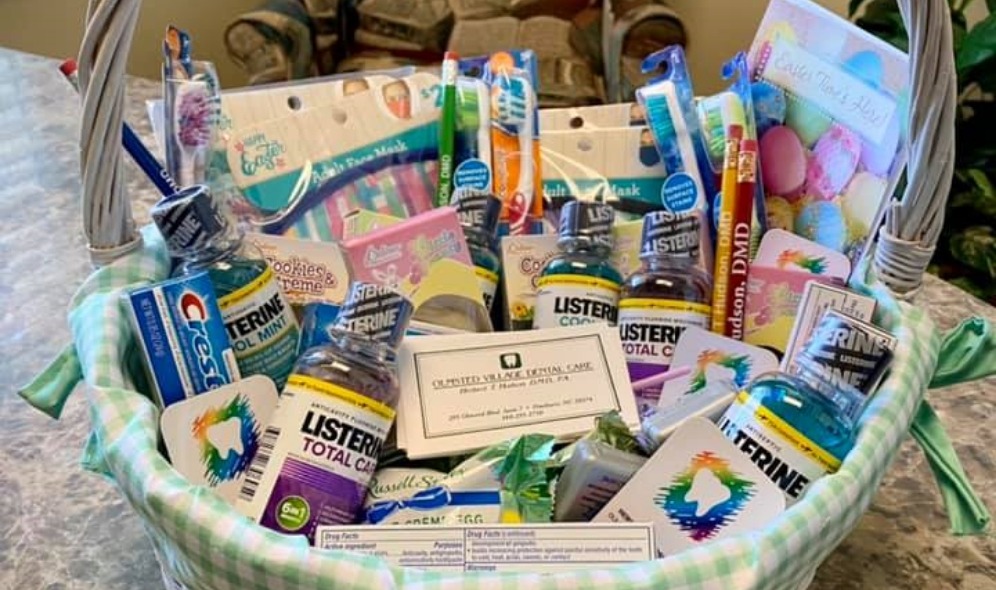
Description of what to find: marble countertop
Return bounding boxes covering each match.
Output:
[0,48,993,589]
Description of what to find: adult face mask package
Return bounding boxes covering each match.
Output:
[225,73,442,240]
[362,434,556,526]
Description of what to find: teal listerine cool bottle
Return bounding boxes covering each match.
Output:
[152,185,300,389]
[453,192,502,311]
[717,311,894,505]
[532,201,623,328]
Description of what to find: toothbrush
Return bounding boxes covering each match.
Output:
[174,81,213,186]
[434,52,458,207]
[697,91,747,173]
[453,77,491,190]
[492,71,535,235]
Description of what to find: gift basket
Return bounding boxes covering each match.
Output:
[20,0,995,589]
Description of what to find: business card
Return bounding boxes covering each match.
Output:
[315,523,656,572]
[396,324,640,459]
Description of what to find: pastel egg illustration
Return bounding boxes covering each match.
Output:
[795,200,847,252]
[844,50,885,88]
[765,196,795,231]
[762,21,798,46]
[785,95,832,148]
[806,124,861,200]
[841,171,887,232]
[760,125,807,196]
[861,109,901,176]
[752,81,787,137]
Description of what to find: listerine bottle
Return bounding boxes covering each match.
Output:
[453,192,502,311]
[151,185,300,389]
[618,211,712,406]
[718,312,894,505]
[237,282,414,541]
[532,201,622,328]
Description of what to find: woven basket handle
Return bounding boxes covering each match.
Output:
[871,0,957,299]
[77,0,957,297]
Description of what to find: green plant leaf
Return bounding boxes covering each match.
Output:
[951,169,996,218]
[956,13,996,74]
[988,0,996,14]
[950,226,996,277]
[849,0,867,17]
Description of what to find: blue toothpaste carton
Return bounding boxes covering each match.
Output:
[125,272,240,408]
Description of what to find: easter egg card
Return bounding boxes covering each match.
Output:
[749,0,909,272]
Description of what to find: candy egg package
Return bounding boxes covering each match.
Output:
[748,0,910,265]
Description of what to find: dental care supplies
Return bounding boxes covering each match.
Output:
[452,77,493,202]
[125,272,240,409]
[532,202,622,329]
[395,324,640,460]
[754,229,851,279]
[719,313,894,505]
[554,441,646,522]
[237,283,414,542]
[453,193,502,311]
[618,212,712,407]
[246,233,350,308]
[363,434,556,526]
[710,125,744,336]
[640,386,737,453]
[480,50,544,235]
[636,46,714,275]
[160,376,279,504]
[152,185,300,390]
[315,523,657,572]
[750,0,910,265]
[781,282,877,374]
[657,327,779,410]
[595,417,785,556]
[341,207,492,332]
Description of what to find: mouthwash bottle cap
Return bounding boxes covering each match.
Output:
[791,310,895,421]
[640,210,701,259]
[151,185,231,258]
[558,201,615,249]
[332,282,414,351]
[453,192,502,238]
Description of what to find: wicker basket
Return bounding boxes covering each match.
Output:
[30,0,973,588]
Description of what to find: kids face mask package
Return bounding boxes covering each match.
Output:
[749,0,910,266]
[635,46,715,275]
[224,73,442,240]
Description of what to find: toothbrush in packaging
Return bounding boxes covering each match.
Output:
[636,46,714,272]
[434,52,458,207]
[479,51,543,236]
[451,77,492,200]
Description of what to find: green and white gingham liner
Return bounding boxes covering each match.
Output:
[22,226,941,590]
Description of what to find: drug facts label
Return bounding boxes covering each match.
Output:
[218,266,299,388]
[316,523,656,572]
[718,391,840,504]
[533,275,619,328]
[617,299,710,402]
[236,375,393,543]
[475,267,499,311]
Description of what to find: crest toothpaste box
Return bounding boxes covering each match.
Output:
[125,272,241,408]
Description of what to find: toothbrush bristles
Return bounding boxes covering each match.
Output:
[178,87,213,148]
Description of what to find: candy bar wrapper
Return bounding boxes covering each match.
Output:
[362,435,556,526]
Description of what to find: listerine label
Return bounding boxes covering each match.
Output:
[218,266,299,389]
[475,267,499,311]
[718,391,841,505]
[617,299,711,404]
[533,275,620,328]
[236,374,394,543]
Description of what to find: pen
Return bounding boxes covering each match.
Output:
[60,59,180,197]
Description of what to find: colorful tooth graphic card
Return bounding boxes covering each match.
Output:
[754,229,850,280]
[658,327,779,410]
[749,0,909,270]
[160,376,279,504]
[594,417,784,556]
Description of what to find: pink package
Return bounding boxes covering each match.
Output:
[743,265,842,355]
[342,207,492,332]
